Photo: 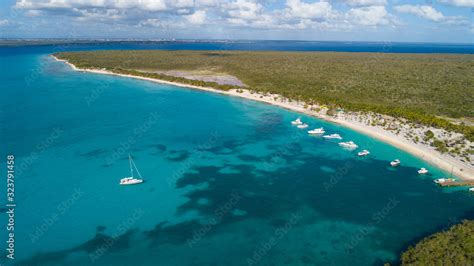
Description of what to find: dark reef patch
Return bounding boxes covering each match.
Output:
[78,148,108,158]
[197,139,246,155]
[148,144,167,154]
[165,150,190,162]
[144,220,203,246]
[16,229,137,266]
[238,154,262,162]
[96,226,106,233]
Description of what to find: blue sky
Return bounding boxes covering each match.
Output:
[0,0,473,43]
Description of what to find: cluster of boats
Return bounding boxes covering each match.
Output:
[291,118,308,129]
[292,117,379,159]
[291,117,438,174]
[292,117,474,193]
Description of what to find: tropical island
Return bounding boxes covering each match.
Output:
[54,50,474,181]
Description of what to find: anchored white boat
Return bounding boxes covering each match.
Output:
[308,127,325,135]
[297,123,309,129]
[291,118,303,125]
[120,155,144,185]
[338,141,358,150]
[358,150,370,156]
[323,133,342,140]
[434,167,456,185]
[390,159,400,167]
[433,178,454,184]
[418,168,428,175]
[469,188,474,192]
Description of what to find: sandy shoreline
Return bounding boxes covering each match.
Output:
[53,55,473,181]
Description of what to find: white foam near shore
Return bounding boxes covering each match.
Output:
[52,55,474,181]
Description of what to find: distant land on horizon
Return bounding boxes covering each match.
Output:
[1,38,474,45]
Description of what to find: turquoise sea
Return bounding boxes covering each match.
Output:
[1,42,474,266]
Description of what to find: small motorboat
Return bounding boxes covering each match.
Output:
[390,159,400,167]
[358,150,370,156]
[338,141,358,150]
[469,187,474,192]
[418,168,429,175]
[308,127,325,135]
[120,155,144,185]
[291,118,303,125]
[323,133,342,140]
[433,178,454,184]
[297,123,309,129]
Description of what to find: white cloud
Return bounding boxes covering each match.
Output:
[15,0,170,12]
[220,0,397,30]
[140,18,159,26]
[0,19,9,26]
[25,9,43,16]
[221,0,340,29]
[6,0,429,33]
[222,0,282,29]
[139,18,164,27]
[442,15,470,25]
[10,0,396,30]
[224,0,264,20]
[394,4,469,25]
[285,0,335,19]
[185,10,206,24]
[196,0,221,6]
[173,0,195,9]
[346,6,391,26]
[76,8,123,22]
[394,5,444,22]
[395,5,469,25]
[438,0,474,8]
[13,0,196,25]
[341,0,387,6]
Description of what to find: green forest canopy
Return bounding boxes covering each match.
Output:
[401,220,474,265]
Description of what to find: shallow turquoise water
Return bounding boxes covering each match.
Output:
[1,47,473,266]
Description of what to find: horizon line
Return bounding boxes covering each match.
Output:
[1,38,473,46]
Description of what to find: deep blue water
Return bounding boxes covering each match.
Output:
[0,43,473,266]
[1,40,473,55]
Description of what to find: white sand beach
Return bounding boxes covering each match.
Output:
[53,55,474,181]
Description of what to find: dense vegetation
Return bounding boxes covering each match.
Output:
[55,50,474,139]
[401,220,474,265]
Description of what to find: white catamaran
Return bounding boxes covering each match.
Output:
[120,155,144,185]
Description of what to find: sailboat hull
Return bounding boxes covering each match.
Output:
[120,177,144,185]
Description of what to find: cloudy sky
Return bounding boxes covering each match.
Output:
[0,0,473,43]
